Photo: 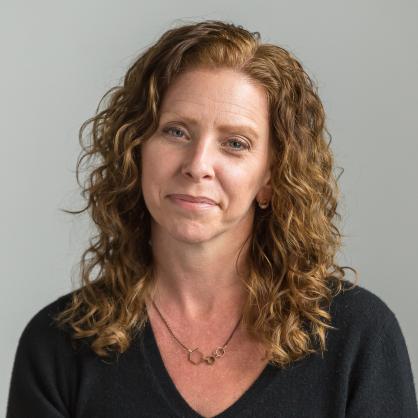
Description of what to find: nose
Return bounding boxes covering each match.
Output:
[180,135,216,181]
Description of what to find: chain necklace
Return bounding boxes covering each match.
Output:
[151,299,243,366]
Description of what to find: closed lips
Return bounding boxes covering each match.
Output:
[170,194,217,205]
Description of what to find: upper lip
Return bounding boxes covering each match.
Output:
[169,194,217,205]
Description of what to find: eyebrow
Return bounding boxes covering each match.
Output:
[159,112,260,140]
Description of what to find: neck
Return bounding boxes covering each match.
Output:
[147,227,251,323]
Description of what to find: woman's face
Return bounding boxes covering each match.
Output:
[141,67,272,246]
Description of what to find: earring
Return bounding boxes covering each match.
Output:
[258,200,270,209]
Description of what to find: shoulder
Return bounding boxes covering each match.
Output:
[8,291,86,416]
[325,281,418,416]
[17,290,82,356]
[329,279,397,325]
[326,279,406,349]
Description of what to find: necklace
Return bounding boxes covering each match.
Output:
[151,299,243,366]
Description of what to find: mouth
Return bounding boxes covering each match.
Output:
[168,195,217,211]
[168,194,217,205]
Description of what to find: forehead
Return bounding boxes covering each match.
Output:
[160,68,269,126]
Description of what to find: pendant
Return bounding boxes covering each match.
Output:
[187,346,226,365]
[204,355,216,365]
[187,348,204,365]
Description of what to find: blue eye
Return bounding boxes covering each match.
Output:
[227,139,250,151]
[164,126,185,138]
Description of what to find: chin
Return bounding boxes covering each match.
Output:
[168,224,217,245]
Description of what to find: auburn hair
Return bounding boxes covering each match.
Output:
[54,19,358,367]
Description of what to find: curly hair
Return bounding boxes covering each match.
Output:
[54,19,358,367]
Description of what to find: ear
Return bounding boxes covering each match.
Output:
[256,186,272,203]
[256,169,272,202]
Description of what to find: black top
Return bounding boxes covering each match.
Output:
[6,280,418,418]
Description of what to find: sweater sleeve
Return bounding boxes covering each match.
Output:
[6,303,76,418]
[346,311,418,418]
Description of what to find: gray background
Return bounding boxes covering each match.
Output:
[1,0,417,413]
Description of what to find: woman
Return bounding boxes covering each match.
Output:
[7,19,417,418]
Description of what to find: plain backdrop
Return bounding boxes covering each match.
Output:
[1,0,417,413]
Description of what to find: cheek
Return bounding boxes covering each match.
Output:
[141,143,160,200]
[221,165,259,200]
[141,142,176,200]
[142,140,163,176]
[142,138,178,171]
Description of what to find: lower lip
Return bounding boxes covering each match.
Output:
[169,196,217,210]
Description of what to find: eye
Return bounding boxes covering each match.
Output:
[163,126,186,138]
[226,139,250,152]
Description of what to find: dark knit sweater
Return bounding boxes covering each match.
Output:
[6,280,418,418]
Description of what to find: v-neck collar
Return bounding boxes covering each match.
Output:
[140,319,278,418]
